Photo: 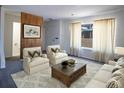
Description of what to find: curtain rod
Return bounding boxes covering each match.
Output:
[95,18,115,21]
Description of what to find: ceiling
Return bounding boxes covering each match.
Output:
[3,5,124,20]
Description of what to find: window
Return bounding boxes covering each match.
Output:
[81,24,93,48]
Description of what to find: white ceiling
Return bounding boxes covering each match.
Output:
[3,5,124,20]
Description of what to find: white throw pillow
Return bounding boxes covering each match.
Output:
[112,65,122,73]
[112,68,124,78]
[117,57,124,62]
[106,75,124,88]
[116,57,124,67]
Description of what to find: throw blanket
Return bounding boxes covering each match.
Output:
[106,75,124,88]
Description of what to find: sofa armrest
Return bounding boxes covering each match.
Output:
[23,57,31,63]
[108,60,116,66]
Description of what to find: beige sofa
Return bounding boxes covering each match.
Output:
[47,45,68,65]
[23,47,49,74]
[86,61,116,88]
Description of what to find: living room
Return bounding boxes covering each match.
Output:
[1,4,124,89]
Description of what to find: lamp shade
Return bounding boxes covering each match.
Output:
[115,47,124,55]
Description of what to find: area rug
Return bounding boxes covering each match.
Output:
[11,57,102,88]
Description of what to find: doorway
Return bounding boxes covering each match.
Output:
[12,22,20,57]
[4,11,21,59]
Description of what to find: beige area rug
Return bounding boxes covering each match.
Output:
[11,57,102,88]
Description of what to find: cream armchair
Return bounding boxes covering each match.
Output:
[47,45,68,65]
[23,47,49,74]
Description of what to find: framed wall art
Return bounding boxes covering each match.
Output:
[24,24,41,38]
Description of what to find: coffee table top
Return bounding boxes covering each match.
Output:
[52,63,86,76]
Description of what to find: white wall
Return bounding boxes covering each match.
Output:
[45,9,124,60]
[45,20,61,49]
[0,6,5,68]
[4,13,20,57]
[60,20,70,53]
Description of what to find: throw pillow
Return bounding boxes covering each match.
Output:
[28,51,34,58]
[28,51,41,58]
[112,68,124,77]
[33,51,41,57]
[116,57,124,67]
[51,48,57,53]
[117,57,124,62]
[112,65,122,73]
[56,48,61,53]
[51,48,61,53]
[106,75,124,88]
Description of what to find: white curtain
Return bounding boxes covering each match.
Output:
[70,22,81,56]
[93,19,116,63]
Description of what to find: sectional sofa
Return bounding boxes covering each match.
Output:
[86,60,124,88]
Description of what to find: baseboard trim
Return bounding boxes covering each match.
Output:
[5,56,20,60]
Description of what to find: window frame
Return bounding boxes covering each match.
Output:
[81,23,93,49]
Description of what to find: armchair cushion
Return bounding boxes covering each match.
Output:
[30,57,49,67]
[54,53,68,59]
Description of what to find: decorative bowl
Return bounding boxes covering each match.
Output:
[61,61,68,68]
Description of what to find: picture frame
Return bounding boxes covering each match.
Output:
[24,24,41,38]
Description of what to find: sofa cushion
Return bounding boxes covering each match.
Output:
[85,64,121,88]
[100,64,114,72]
[93,69,112,83]
[86,79,106,88]
[30,57,49,67]
[54,53,68,59]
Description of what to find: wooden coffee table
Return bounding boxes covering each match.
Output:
[51,62,86,87]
